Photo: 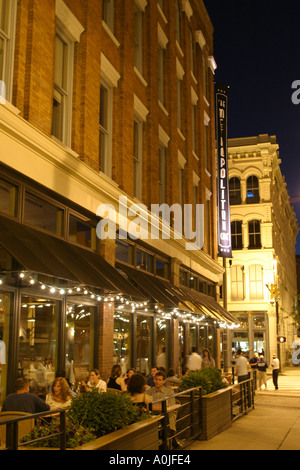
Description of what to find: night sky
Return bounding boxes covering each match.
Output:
[203,0,300,253]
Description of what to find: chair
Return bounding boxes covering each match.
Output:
[0,412,34,448]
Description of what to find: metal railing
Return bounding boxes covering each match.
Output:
[0,409,67,450]
[231,376,255,421]
[149,387,202,450]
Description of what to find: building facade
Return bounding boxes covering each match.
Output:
[222,135,298,366]
[0,0,235,403]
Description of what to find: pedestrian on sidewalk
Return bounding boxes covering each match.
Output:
[234,348,249,383]
[271,353,280,390]
[257,355,269,390]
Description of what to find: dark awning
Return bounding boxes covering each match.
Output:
[0,215,144,298]
[176,285,237,324]
[116,262,187,309]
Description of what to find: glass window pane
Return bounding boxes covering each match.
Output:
[156,317,168,369]
[0,292,12,407]
[0,178,18,217]
[54,35,68,90]
[0,36,4,81]
[0,0,9,34]
[69,215,94,249]
[136,315,152,376]
[115,239,133,264]
[114,311,131,375]
[18,295,59,394]
[232,331,249,355]
[65,303,95,387]
[24,193,64,236]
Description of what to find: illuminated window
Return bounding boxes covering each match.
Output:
[246,176,260,203]
[231,265,244,301]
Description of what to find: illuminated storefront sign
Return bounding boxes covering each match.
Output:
[216,84,232,258]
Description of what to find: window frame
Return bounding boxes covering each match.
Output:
[0,0,17,103]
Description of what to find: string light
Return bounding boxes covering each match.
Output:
[0,270,239,329]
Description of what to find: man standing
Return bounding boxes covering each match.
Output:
[234,348,249,382]
[186,347,202,371]
[271,353,280,390]
[1,377,50,413]
[257,355,269,390]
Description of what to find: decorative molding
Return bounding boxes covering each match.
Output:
[158,23,168,48]
[182,0,193,21]
[55,0,84,42]
[134,94,149,122]
[178,150,186,169]
[208,56,217,74]
[195,30,206,50]
[101,53,120,88]
[159,125,170,148]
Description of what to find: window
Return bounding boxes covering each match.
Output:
[24,193,64,237]
[249,265,263,300]
[156,317,168,369]
[189,28,195,75]
[52,28,74,146]
[175,0,181,45]
[158,44,165,105]
[202,53,208,99]
[69,215,96,250]
[159,145,166,205]
[0,0,17,103]
[134,2,143,74]
[156,258,170,279]
[99,81,112,175]
[0,177,18,217]
[178,164,184,207]
[231,220,243,250]
[176,78,182,131]
[0,292,12,406]
[231,265,244,301]
[18,295,60,388]
[114,311,131,373]
[136,248,154,273]
[136,314,152,376]
[248,220,261,249]
[229,177,241,205]
[133,118,143,200]
[246,176,260,203]
[115,239,133,264]
[102,0,114,32]
[66,303,96,384]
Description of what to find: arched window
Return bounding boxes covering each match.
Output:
[231,220,243,250]
[248,220,261,249]
[246,176,260,203]
[249,265,264,299]
[231,265,244,301]
[229,177,241,205]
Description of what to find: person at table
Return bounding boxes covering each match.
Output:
[124,368,135,387]
[45,377,73,410]
[145,370,175,410]
[1,377,50,414]
[127,373,152,412]
[81,369,107,393]
[107,364,127,392]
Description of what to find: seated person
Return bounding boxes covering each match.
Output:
[1,377,50,414]
[81,369,107,393]
[107,365,127,392]
[45,377,73,410]
[127,373,151,412]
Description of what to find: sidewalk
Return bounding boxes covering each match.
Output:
[187,367,300,451]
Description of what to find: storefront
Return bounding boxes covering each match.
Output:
[229,311,269,361]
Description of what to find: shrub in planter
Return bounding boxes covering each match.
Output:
[20,417,96,448]
[179,368,226,395]
[68,390,151,437]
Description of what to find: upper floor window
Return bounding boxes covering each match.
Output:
[231,265,244,301]
[246,175,260,203]
[0,177,18,217]
[159,145,166,205]
[102,0,114,33]
[69,215,96,250]
[52,27,74,146]
[231,220,243,250]
[248,220,261,249]
[249,265,264,300]
[133,117,143,200]
[229,177,241,205]
[0,0,17,103]
[175,0,181,45]
[134,1,144,74]
[24,192,64,237]
[99,81,113,176]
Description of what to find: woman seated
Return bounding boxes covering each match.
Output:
[46,377,73,410]
[124,368,135,387]
[107,365,127,392]
[127,373,152,412]
[81,369,107,393]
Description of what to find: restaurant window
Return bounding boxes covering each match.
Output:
[253,331,265,354]
[0,292,12,406]
[246,176,260,203]
[136,249,154,273]
[231,220,243,250]
[65,303,95,387]
[0,177,18,217]
[24,192,64,237]
[115,239,133,265]
[248,220,261,249]
[156,317,168,369]
[179,269,189,287]
[18,295,60,393]
[114,311,131,375]
[189,324,197,352]
[229,177,241,205]
[253,313,266,329]
[136,314,152,376]
[69,215,96,250]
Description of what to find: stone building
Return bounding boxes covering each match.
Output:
[0,0,235,401]
[222,134,298,366]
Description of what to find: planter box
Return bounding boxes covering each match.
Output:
[20,416,162,451]
[200,387,232,440]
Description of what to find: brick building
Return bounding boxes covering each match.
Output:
[0,0,235,401]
